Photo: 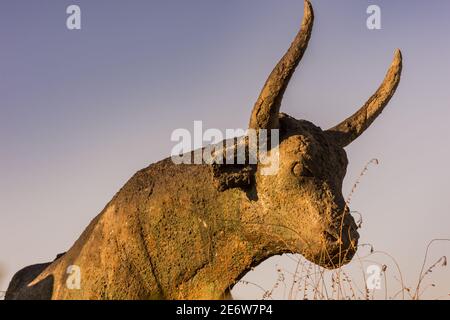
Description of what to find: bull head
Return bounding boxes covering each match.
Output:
[221,0,402,269]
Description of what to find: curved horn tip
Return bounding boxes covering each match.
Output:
[248,0,314,130]
[326,49,404,147]
[304,0,313,17]
[393,49,403,66]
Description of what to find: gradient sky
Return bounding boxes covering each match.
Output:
[1,0,450,299]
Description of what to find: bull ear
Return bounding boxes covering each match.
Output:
[212,163,256,192]
[326,50,403,147]
[249,0,314,130]
[210,137,257,192]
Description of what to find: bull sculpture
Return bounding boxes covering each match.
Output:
[6,0,402,300]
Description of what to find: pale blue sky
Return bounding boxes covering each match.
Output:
[1,0,450,299]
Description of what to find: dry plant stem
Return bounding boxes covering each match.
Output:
[288,259,302,299]
[413,239,450,300]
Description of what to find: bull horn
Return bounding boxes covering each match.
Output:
[249,0,314,130]
[327,49,403,147]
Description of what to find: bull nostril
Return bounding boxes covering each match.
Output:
[324,231,339,243]
[353,228,360,241]
[347,222,359,237]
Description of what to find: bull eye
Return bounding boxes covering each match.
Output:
[292,162,314,178]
